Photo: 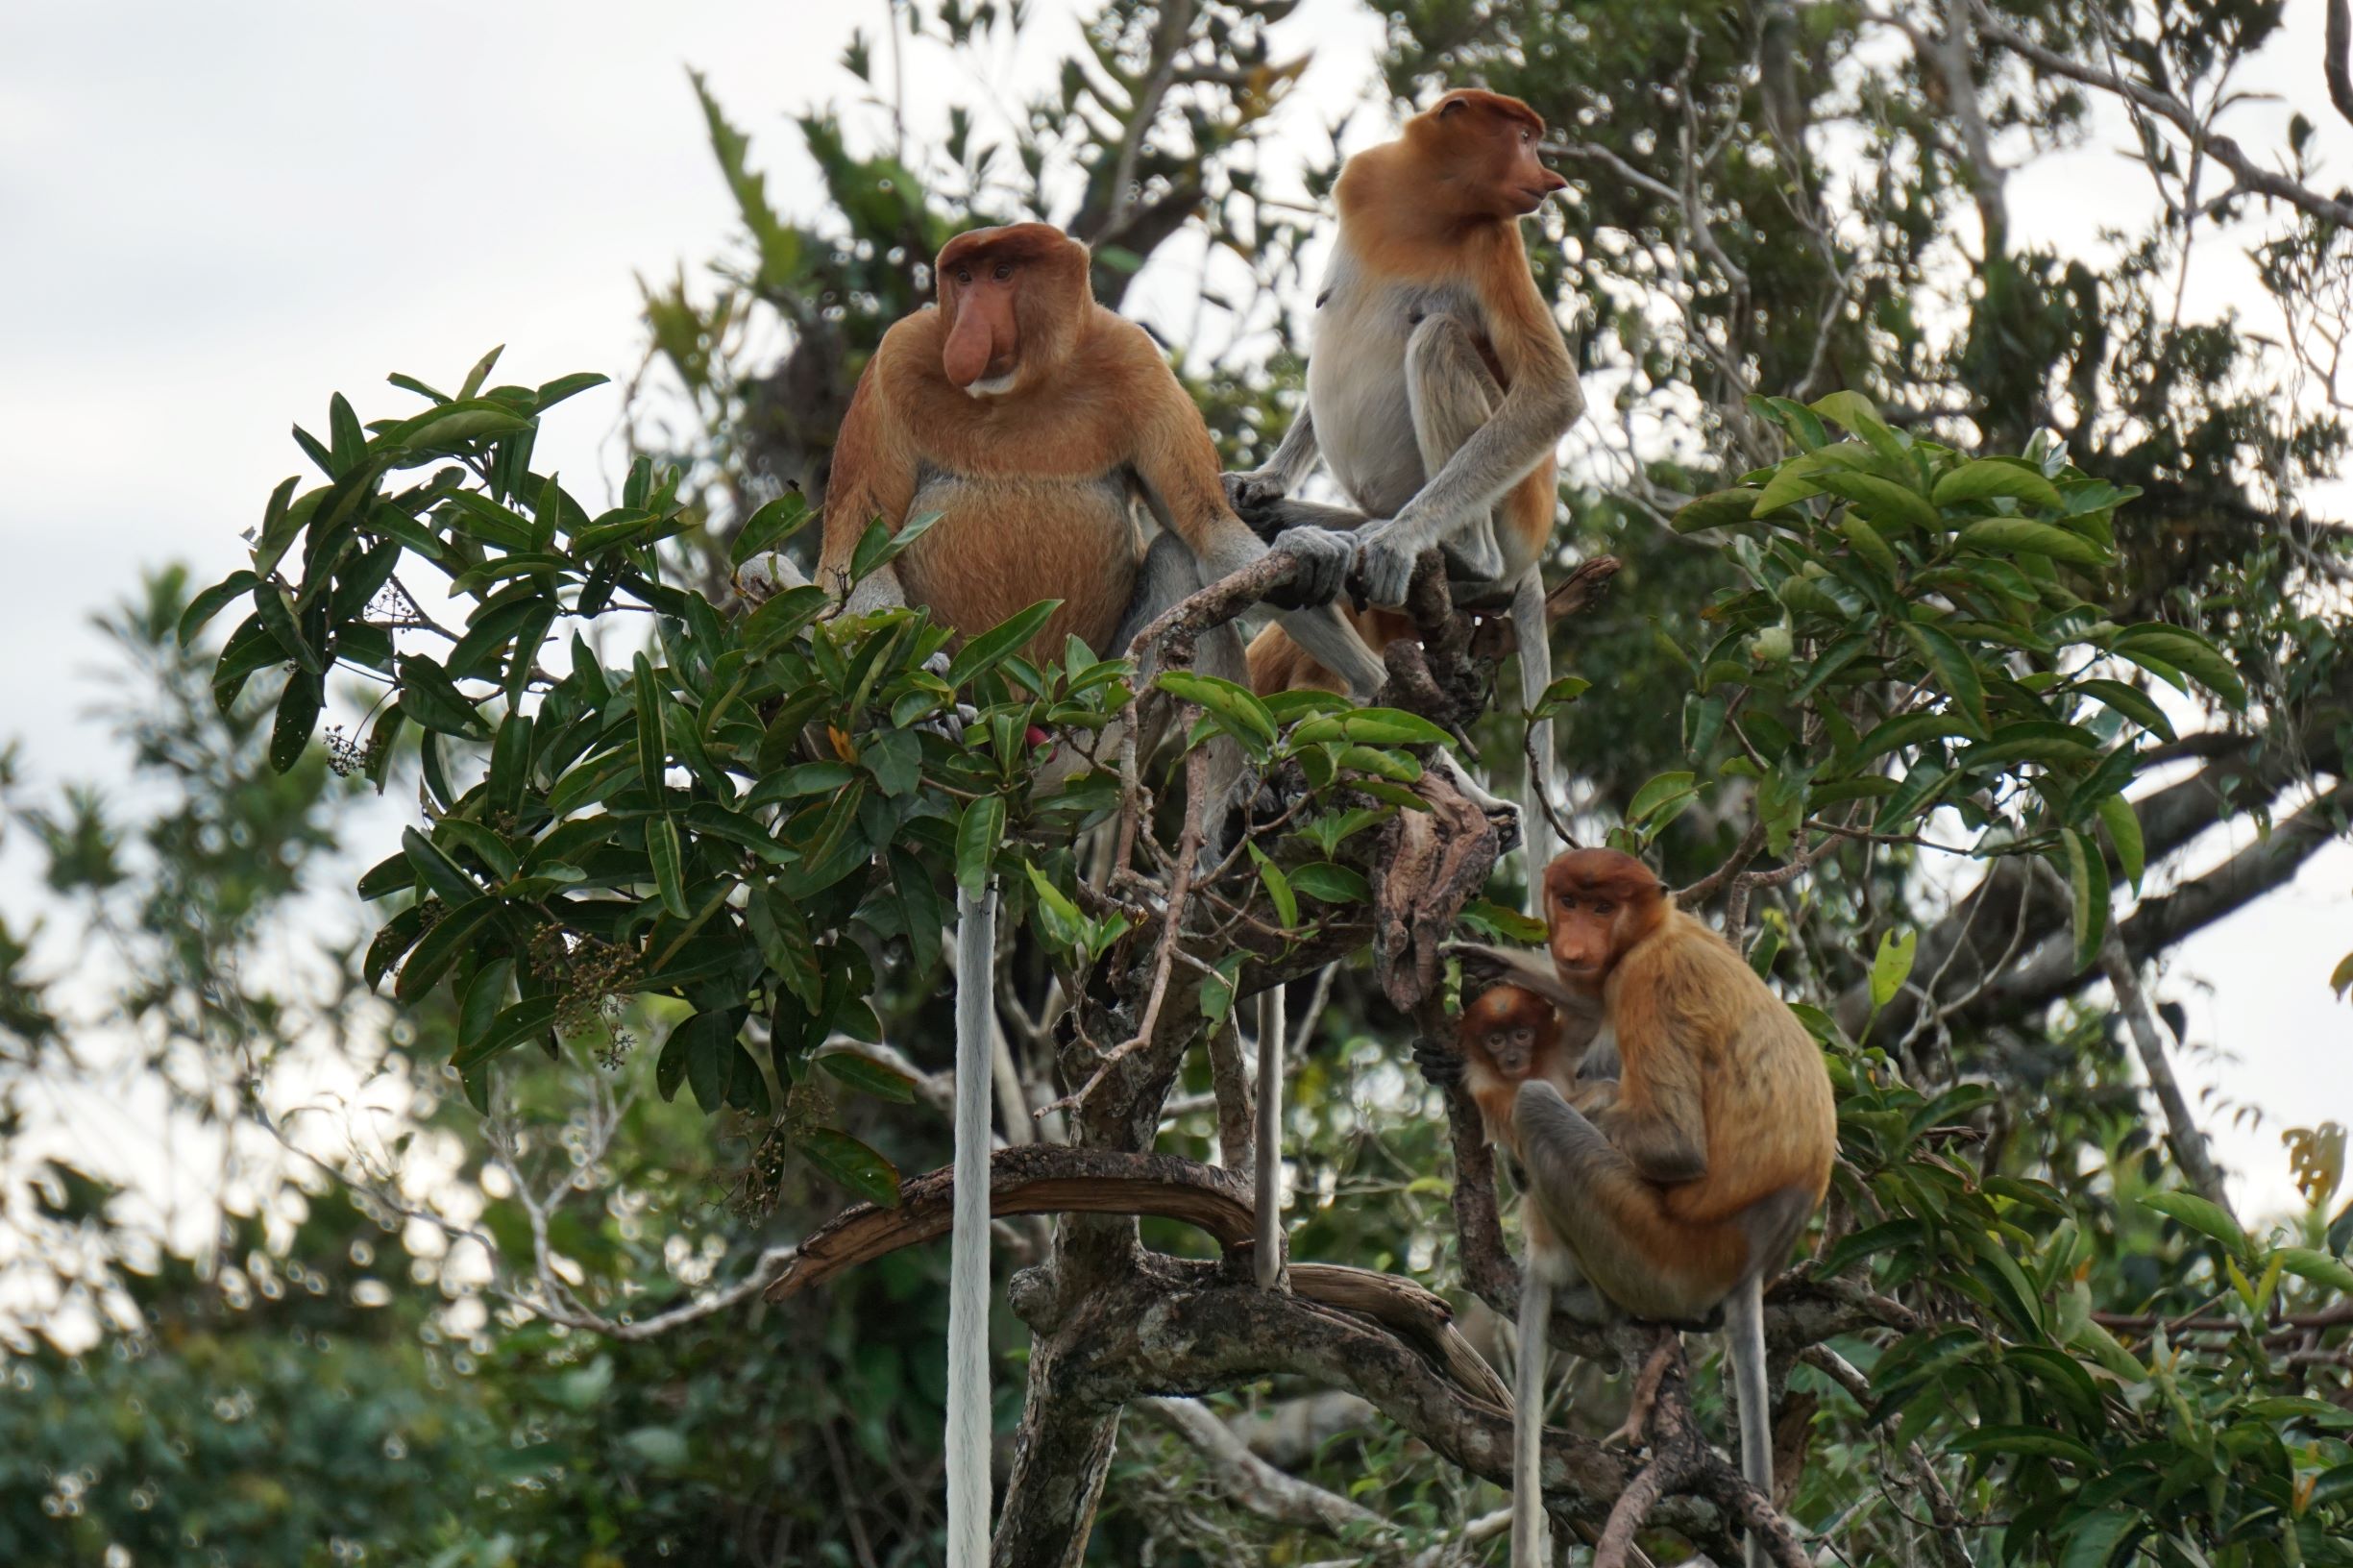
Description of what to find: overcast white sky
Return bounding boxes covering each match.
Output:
[0,0,2343,1225]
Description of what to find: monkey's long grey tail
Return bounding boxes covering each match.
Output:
[1254,985,1286,1287]
[1511,1268,1553,1568]
[947,885,998,1568]
[1510,571,1556,918]
[1727,1274,1775,1568]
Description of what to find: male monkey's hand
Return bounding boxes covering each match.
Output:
[1261,525,1355,610]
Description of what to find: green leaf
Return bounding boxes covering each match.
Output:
[2142,1191,2249,1262]
[1870,928,1918,1013]
[1290,862,1371,904]
[1852,709,1982,762]
[1288,708,1455,747]
[632,653,667,793]
[2072,677,2176,743]
[648,814,691,919]
[1672,488,1766,532]
[2061,828,2108,975]
[1932,457,2065,512]
[1158,671,1278,748]
[1247,845,1300,930]
[2273,1246,2353,1294]
[453,995,561,1070]
[1959,517,2110,569]
[1462,899,1548,944]
[1752,454,1836,516]
[403,825,480,904]
[180,572,259,647]
[1900,621,1987,731]
[798,1127,901,1207]
[1626,770,1698,825]
[1816,471,1940,533]
[847,510,944,583]
[394,898,499,1004]
[728,492,815,567]
[395,654,493,739]
[1837,514,1899,576]
[656,1009,742,1107]
[816,1047,919,1103]
[382,398,535,454]
[945,600,1061,687]
[2096,794,2145,893]
[955,794,1005,900]
[1946,1426,2099,1466]
[269,670,323,773]
[2106,625,2248,710]
[863,728,923,797]
[1808,390,1908,471]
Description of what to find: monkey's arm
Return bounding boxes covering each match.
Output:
[816,338,920,615]
[1446,941,1578,1008]
[1356,309,1581,605]
[1224,404,1321,518]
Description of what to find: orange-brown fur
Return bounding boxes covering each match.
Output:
[818,222,1241,658]
[1458,983,1603,1266]
[1247,87,1572,693]
[1525,848,1837,1314]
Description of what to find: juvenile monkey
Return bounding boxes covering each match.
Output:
[1428,983,1612,1567]
[810,223,1390,1567]
[1512,848,1837,1568]
[1232,88,1585,888]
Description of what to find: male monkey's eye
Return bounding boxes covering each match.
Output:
[993,261,1015,281]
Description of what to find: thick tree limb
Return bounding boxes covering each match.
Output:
[771,1146,1509,1408]
[1834,740,2347,1041]
[1972,780,2352,1023]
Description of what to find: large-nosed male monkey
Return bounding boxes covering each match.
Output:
[1494,848,1838,1568]
[809,222,1391,1566]
[1230,88,1585,908]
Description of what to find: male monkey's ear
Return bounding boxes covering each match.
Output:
[1438,97,1466,118]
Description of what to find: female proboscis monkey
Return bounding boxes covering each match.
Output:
[1230,87,1585,902]
[1466,848,1838,1568]
[800,222,1392,1567]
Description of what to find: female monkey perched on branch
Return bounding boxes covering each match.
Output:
[1230,89,1585,1311]
[1460,848,1838,1568]
[1231,87,1584,885]
[809,222,1388,1567]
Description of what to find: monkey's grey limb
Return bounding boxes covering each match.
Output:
[1254,984,1287,1287]
[947,885,998,1568]
[1404,313,1508,583]
[1511,1265,1553,1568]
[1725,1273,1777,1568]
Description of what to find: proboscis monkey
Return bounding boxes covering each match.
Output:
[805,225,1386,1562]
[809,226,1392,1554]
[1421,982,1615,1567]
[1510,848,1837,1568]
[1229,88,1585,900]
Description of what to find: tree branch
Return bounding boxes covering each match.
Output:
[1975,7,2353,230]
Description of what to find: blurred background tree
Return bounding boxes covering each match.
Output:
[5,1,2353,1564]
